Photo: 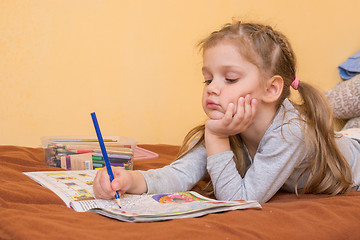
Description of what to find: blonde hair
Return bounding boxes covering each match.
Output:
[177,21,353,196]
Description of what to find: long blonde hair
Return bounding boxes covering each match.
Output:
[177,21,353,195]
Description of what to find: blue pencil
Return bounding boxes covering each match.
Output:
[91,112,121,208]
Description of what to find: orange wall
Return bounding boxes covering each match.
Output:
[1,0,359,147]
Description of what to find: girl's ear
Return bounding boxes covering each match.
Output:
[262,75,283,103]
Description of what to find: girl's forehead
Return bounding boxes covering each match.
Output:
[204,38,255,58]
[203,41,256,64]
[207,38,264,69]
[203,41,242,57]
[204,38,240,50]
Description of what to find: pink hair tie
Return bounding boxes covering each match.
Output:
[291,76,300,90]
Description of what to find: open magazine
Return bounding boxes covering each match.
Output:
[23,170,261,222]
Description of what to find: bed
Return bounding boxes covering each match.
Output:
[1,144,360,240]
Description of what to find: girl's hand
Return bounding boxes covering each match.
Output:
[93,167,137,200]
[204,95,257,156]
[206,94,258,138]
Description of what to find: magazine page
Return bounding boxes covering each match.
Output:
[92,202,260,222]
[87,191,261,222]
[23,170,99,208]
[70,199,120,212]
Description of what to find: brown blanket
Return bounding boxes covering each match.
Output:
[1,144,360,240]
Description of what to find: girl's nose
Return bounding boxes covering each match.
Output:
[207,80,220,95]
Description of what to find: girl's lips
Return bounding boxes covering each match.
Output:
[206,99,220,109]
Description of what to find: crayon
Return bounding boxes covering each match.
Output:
[92,163,104,168]
[93,148,133,154]
[68,149,95,154]
[92,155,103,161]
[92,156,131,164]
[94,152,131,160]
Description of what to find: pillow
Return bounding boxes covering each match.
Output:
[325,74,360,119]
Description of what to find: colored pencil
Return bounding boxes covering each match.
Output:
[50,138,117,142]
[90,112,121,208]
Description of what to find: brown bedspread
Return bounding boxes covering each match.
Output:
[1,144,360,240]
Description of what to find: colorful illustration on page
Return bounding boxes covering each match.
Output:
[152,192,206,204]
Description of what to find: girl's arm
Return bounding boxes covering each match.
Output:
[207,102,307,203]
[139,143,208,194]
[93,142,209,199]
[207,127,306,203]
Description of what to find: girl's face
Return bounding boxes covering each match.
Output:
[202,41,265,120]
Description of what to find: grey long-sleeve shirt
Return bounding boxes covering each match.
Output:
[139,99,360,203]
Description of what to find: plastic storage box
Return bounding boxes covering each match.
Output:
[41,136,137,170]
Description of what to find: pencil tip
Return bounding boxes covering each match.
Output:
[115,198,121,208]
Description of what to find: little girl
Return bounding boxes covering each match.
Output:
[93,21,360,203]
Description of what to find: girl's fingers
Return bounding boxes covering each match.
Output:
[223,103,235,124]
[94,168,115,199]
[250,98,258,121]
[233,95,257,129]
[206,95,257,137]
[243,95,253,123]
[235,97,245,119]
[93,171,107,198]
[112,166,123,178]
[99,172,115,197]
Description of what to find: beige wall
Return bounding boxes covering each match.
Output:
[1,0,359,147]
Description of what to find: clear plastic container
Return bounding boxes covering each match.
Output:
[41,136,137,170]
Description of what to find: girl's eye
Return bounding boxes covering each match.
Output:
[226,78,238,83]
[203,80,212,85]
